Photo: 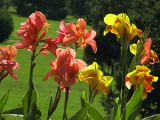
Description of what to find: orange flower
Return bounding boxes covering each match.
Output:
[56,19,97,53]
[40,36,58,56]
[141,38,159,65]
[125,65,158,99]
[14,11,49,51]
[43,48,87,92]
[0,45,20,81]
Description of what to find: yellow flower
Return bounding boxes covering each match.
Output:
[78,62,113,95]
[104,13,142,42]
[125,65,158,99]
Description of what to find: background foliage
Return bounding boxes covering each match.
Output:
[0,8,14,43]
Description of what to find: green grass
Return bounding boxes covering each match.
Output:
[0,10,106,120]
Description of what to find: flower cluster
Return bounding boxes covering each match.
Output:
[43,48,87,91]
[0,45,19,81]
[104,13,142,43]
[125,65,158,99]
[103,13,159,100]
[55,19,97,53]
[14,11,49,51]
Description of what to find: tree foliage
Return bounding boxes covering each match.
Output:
[12,0,68,20]
[0,8,14,43]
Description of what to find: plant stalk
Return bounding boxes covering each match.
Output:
[63,87,69,120]
[121,42,128,114]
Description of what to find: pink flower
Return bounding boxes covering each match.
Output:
[14,11,49,51]
[55,20,69,44]
[56,19,97,53]
[0,45,20,81]
[43,48,87,91]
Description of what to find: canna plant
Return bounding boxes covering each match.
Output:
[0,11,159,120]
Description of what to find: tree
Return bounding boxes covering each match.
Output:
[0,8,14,42]
[12,0,68,20]
[67,0,88,18]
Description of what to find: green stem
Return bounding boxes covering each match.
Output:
[29,49,37,85]
[89,84,97,104]
[47,85,61,120]
[63,87,69,120]
[24,48,37,117]
[121,43,128,114]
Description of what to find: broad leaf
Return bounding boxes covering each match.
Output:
[3,107,23,117]
[70,103,104,120]
[109,97,121,120]
[22,81,41,120]
[121,84,143,120]
[81,91,88,107]
[0,90,9,119]
[87,104,104,120]
[142,114,160,120]
[69,104,90,120]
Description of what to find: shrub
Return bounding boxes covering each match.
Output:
[0,8,14,43]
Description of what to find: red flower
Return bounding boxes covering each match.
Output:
[0,45,20,81]
[14,11,49,51]
[43,48,87,91]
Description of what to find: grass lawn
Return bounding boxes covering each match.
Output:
[0,11,106,120]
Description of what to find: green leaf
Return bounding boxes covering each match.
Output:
[69,104,90,120]
[48,87,61,118]
[86,113,94,120]
[22,81,41,120]
[25,102,41,120]
[0,90,10,119]
[3,107,23,117]
[109,97,121,120]
[87,104,104,120]
[81,91,88,107]
[142,114,160,120]
[121,84,143,120]
[70,103,104,120]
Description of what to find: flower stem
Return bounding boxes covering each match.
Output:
[121,43,128,114]
[63,87,69,120]
[29,49,37,85]
[47,85,61,120]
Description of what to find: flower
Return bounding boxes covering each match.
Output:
[104,13,142,42]
[129,38,159,65]
[39,36,58,56]
[141,38,159,65]
[56,19,97,53]
[0,45,20,81]
[14,11,49,51]
[78,62,113,95]
[125,65,158,99]
[43,48,87,92]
